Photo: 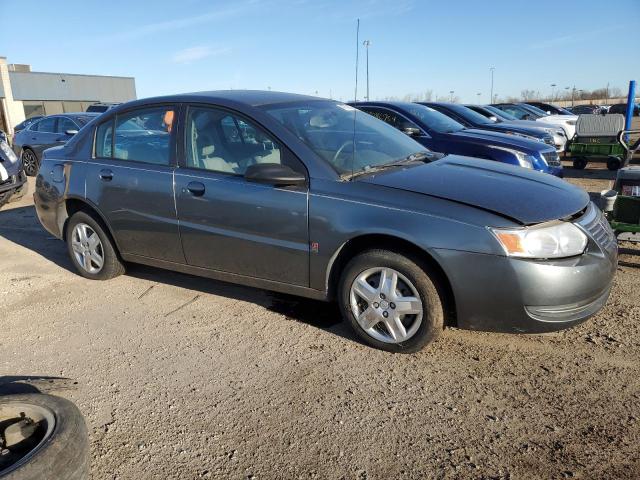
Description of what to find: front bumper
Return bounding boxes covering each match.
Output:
[0,169,27,196]
[434,204,617,333]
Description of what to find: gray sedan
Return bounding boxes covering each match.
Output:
[34,91,617,353]
[13,113,98,176]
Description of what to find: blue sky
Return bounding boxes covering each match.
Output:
[1,0,638,103]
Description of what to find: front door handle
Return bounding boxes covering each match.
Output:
[99,169,113,181]
[184,181,205,197]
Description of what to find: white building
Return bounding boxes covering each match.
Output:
[0,56,136,134]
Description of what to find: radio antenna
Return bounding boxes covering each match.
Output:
[351,18,360,179]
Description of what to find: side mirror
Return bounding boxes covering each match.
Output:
[522,114,531,120]
[402,126,422,137]
[244,163,306,187]
[65,129,78,136]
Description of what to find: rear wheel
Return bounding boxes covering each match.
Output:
[65,211,125,280]
[20,149,38,177]
[572,157,588,169]
[606,156,622,171]
[338,249,445,353]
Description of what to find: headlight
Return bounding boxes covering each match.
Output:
[492,146,535,168]
[0,141,18,164]
[490,222,587,258]
[567,120,577,126]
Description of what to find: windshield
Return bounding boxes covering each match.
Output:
[264,101,428,176]
[449,105,494,125]
[74,116,96,126]
[520,104,549,116]
[405,104,465,134]
[484,105,518,121]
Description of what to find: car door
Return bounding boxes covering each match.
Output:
[174,105,309,286]
[85,105,184,263]
[28,116,59,158]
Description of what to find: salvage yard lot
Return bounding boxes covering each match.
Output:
[1,168,639,479]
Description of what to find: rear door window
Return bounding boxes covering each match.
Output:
[94,120,113,158]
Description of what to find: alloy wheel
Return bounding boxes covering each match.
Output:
[71,223,104,274]
[349,267,423,343]
[21,150,38,176]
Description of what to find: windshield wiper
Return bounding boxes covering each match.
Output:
[343,151,436,180]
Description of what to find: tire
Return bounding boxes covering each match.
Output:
[0,191,11,209]
[65,211,125,280]
[0,394,88,480]
[20,149,38,177]
[338,249,445,353]
[606,156,622,171]
[572,157,588,169]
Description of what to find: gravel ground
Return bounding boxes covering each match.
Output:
[0,167,639,480]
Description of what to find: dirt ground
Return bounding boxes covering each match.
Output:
[1,163,639,479]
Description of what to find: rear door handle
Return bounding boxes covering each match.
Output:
[99,169,113,181]
[184,181,205,197]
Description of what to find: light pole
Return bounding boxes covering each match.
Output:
[477,92,481,102]
[363,40,371,101]
[551,83,556,101]
[449,90,455,102]
[489,67,495,104]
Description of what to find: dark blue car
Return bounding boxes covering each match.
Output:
[351,101,563,177]
[420,102,556,148]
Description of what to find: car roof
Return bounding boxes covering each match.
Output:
[118,90,326,109]
[350,101,418,110]
[58,112,101,118]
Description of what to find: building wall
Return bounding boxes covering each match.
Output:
[10,71,136,102]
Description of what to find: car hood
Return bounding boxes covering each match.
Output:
[481,122,549,138]
[535,115,577,126]
[501,119,564,133]
[451,128,547,152]
[360,155,589,225]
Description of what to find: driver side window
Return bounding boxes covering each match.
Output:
[185,107,282,175]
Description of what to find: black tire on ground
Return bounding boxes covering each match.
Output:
[572,157,588,169]
[606,156,622,171]
[0,394,88,480]
[0,191,11,209]
[65,210,125,280]
[20,149,38,177]
[338,249,445,353]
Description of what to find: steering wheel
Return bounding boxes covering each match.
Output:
[332,140,354,166]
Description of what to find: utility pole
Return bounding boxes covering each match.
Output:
[489,67,495,104]
[363,40,371,101]
[477,92,481,102]
[551,83,556,101]
[449,90,455,102]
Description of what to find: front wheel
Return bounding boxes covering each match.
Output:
[338,249,445,353]
[572,157,588,169]
[66,211,125,280]
[20,149,38,177]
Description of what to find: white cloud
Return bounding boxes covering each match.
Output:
[171,46,231,64]
[103,2,258,42]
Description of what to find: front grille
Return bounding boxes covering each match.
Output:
[576,202,616,250]
[542,151,561,167]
